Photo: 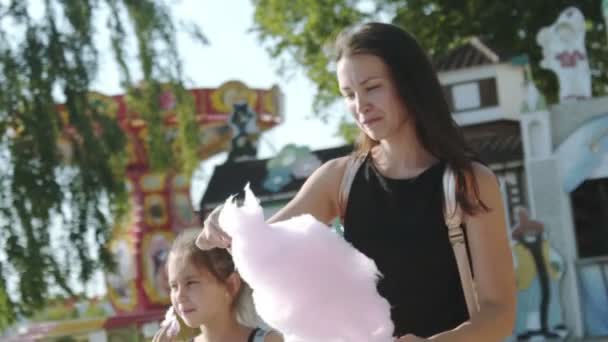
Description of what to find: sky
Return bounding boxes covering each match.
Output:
[90,0,350,203]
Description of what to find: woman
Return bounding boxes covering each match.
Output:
[153,229,282,342]
[198,22,516,341]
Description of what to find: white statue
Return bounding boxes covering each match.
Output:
[536,7,591,102]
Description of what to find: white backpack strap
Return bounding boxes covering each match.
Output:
[338,153,366,221]
[443,165,479,317]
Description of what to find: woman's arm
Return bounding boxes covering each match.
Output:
[267,156,348,224]
[419,162,517,342]
[264,331,283,342]
[196,156,348,250]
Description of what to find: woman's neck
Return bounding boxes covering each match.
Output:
[372,121,437,179]
[196,316,251,342]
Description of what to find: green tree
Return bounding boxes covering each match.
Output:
[0,0,205,328]
[252,0,608,119]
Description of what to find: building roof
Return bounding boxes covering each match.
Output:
[199,145,353,213]
[200,122,523,214]
[434,37,509,72]
[462,120,523,165]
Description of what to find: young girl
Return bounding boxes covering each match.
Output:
[198,22,516,341]
[153,229,282,342]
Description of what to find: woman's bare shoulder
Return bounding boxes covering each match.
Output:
[468,161,499,193]
[320,155,351,176]
[264,331,283,342]
[303,155,353,188]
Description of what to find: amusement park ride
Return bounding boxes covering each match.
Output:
[10,80,283,341]
[92,80,282,316]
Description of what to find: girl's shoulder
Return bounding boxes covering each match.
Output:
[250,327,282,342]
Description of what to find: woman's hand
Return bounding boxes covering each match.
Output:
[195,205,232,250]
[397,334,428,342]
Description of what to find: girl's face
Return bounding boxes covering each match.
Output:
[167,254,233,328]
[337,53,409,142]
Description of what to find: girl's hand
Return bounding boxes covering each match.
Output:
[397,334,428,342]
[195,205,232,250]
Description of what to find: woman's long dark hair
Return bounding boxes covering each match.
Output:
[334,22,487,215]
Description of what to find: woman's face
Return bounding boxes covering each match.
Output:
[168,254,232,328]
[337,53,409,142]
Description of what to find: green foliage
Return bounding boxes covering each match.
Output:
[30,296,108,322]
[54,337,77,342]
[81,301,107,319]
[389,0,608,104]
[0,0,205,330]
[0,268,14,329]
[31,302,78,322]
[252,0,367,115]
[252,0,608,117]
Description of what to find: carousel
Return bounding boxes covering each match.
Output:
[8,80,283,341]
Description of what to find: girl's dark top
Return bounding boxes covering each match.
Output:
[247,327,262,342]
[343,155,469,338]
[188,327,262,342]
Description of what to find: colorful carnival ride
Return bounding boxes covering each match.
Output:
[9,80,283,341]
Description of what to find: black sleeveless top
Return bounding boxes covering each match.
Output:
[343,156,469,338]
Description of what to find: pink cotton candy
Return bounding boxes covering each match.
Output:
[219,185,394,342]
